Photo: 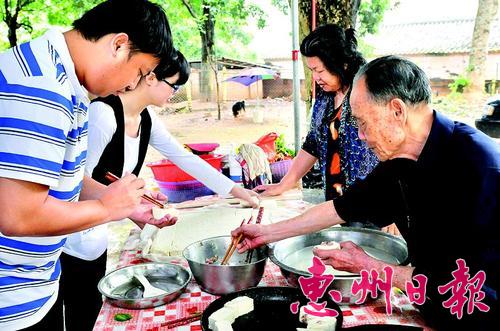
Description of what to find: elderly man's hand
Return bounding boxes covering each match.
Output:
[381,223,401,236]
[231,223,271,253]
[313,241,376,274]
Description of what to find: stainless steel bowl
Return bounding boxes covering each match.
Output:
[183,236,268,295]
[97,262,191,309]
[269,227,408,304]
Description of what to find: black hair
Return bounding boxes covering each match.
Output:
[153,50,190,85]
[354,55,432,106]
[300,24,366,87]
[73,0,174,60]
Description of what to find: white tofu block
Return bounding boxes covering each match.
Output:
[214,320,233,331]
[208,307,236,330]
[314,241,340,251]
[224,296,254,317]
[239,196,260,208]
[307,315,337,330]
[152,207,179,220]
[299,306,337,330]
[299,305,308,323]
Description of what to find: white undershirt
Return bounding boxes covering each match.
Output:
[123,134,140,176]
[64,101,236,260]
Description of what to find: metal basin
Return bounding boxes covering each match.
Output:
[269,227,408,304]
[183,236,268,295]
[97,262,191,309]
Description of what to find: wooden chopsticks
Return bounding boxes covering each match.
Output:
[221,216,254,265]
[146,311,202,330]
[104,172,164,209]
[245,207,264,263]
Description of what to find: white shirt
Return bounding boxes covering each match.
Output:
[63,101,236,260]
[0,29,89,330]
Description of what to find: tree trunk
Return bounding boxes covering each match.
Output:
[199,2,216,102]
[7,20,18,47]
[297,0,360,113]
[466,0,498,95]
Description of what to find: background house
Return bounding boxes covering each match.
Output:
[365,0,500,95]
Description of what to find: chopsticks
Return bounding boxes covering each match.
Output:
[147,311,202,330]
[245,207,264,263]
[221,216,254,265]
[104,172,164,209]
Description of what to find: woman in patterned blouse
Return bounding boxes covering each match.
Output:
[255,24,379,201]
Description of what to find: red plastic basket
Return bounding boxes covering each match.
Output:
[147,154,223,182]
[185,143,219,155]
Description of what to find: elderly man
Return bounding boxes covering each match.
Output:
[233,56,499,329]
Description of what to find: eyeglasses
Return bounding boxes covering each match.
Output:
[162,79,180,94]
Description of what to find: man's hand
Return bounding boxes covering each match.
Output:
[313,241,377,274]
[231,224,271,253]
[230,185,260,208]
[98,173,145,221]
[253,183,285,197]
[128,190,177,229]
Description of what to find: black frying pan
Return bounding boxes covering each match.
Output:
[201,286,343,331]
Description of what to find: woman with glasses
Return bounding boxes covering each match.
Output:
[55,50,259,330]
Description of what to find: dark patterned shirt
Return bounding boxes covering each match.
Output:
[302,89,379,200]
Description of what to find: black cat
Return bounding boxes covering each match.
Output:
[232,100,246,118]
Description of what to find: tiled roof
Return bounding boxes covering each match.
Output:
[366,18,500,55]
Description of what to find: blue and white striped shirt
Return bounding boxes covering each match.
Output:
[0,29,89,330]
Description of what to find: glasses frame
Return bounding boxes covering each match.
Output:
[162,79,180,94]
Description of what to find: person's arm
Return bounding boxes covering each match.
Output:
[254,149,317,196]
[0,174,144,236]
[314,241,415,289]
[255,102,322,196]
[83,105,176,227]
[233,200,345,252]
[148,109,239,196]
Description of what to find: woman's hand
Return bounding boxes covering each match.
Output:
[230,185,260,208]
[253,183,286,197]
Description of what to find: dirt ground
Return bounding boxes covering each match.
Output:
[140,99,308,179]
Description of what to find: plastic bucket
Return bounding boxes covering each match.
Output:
[270,159,292,183]
[156,180,214,203]
[147,154,223,182]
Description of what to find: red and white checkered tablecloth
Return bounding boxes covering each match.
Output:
[93,231,430,331]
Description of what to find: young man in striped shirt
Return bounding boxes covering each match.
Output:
[0,0,178,329]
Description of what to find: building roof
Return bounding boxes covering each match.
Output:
[189,57,279,70]
[366,18,500,56]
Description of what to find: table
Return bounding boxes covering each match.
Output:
[93,230,430,331]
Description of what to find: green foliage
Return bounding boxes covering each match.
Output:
[271,0,289,15]
[357,0,390,36]
[114,313,133,322]
[275,134,296,160]
[158,0,268,61]
[46,0,102,26]
[449,75,470,94]
[0,0,102,48]
[358,38,375,58]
